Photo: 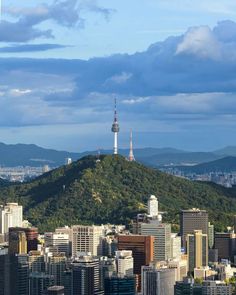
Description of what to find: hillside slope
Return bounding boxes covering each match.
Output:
[0,155,235,232]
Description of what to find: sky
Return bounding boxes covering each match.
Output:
[1,0,236,152]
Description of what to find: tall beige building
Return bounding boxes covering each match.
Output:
[141,222,171,262]
[187,230,208,273]
[0,203,23,235]
[72,225,104,257]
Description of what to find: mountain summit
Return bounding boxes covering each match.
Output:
[0,155,235,232]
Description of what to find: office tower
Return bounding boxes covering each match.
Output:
[214,232,236,261]
[29,273,54,295]
[128,129,135,161]
[208,248,218,263]
[62,270,72,295]
[148,195,158,218]
[47,253,67,286]
[202,281,232,295]
[174,277,195,295]
[171,233,182,259]
[180,208,208,247]
[47,286,65,295]
[115,250,133,276]
[141,265,176,295]
[45,232,70,256]
[208,222,214,249]
[10,254,29,295]
[72,225,104,257]
[29,251,45,273]
[141,222,171,262]
[9,227,38,252]
[111,98,120,155]
[117,234,154,290]
[8,229,27,255]
[168,259,188,281]
[72,255,104,295]
[0,253,10,295]
[187,230,208,273]
[0,203,23,236]
[104,276,136,295]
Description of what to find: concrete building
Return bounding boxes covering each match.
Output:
[141,265,176,295]
[45,232,69,256]
[214,232,236,261]
[180,208,208,247]
[141,222,171,262]
[202,281,232,295]
[104,275,136,295]
[148,195,159,218]
[187,230,208,273]
[171,234,182,259]
[72,255,104,295]
[29,251,45,273]
[0,203,23,236]
[8,229,27,255]
[47,253,67,286]
[115,250,133,277]
[72,225,104,257]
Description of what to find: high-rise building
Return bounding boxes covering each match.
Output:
[47,253,67,286]
[104,276,136,295]
[29,251,45,273]
[202,281,232,295]
[115,250,133,277]
[141,222,171,262]
[8,229,27,255]
[214,232,236,261]
[0,253,10,295]
[171,233,182,259]
[62,270,72,295]
[9,227,38,252]
[45,232,70,256]
[9,254,29,295]
[141,265,176,295]
[174,277,203,295]
[180,208,208,247]
[0,203,23,236]
[117,234,154,289]
[29,273,54,295]
[111,98,120,155]
[72,225,104,257]
[148,195,159,218]
[72,255,104,295]
[187,230,208,273]
[208,222,214,249]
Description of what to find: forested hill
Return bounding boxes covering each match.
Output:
[0,155,236,232]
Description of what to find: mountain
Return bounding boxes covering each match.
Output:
[0,142,223,167]
[138,152,221,167]
[214,146,236,157]
[0,154,235,232]
[0,142,82,166]
[178,156,236,174]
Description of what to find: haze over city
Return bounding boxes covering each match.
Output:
[0,0,236,152]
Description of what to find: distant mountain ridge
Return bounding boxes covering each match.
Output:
[178,156,236,173]
[1,142,236,167]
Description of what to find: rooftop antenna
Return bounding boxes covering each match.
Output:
[128,129,135,161]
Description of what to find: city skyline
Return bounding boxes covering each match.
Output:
[0,1,236,151]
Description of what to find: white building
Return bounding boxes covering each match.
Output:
[44,232,70,256]
[72,225,104,257]
[171,233,182,259]
[148,195,158,218]
[0,203,23,234]
[115,250,133,276]
[141,222,171,262]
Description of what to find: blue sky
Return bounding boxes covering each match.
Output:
[0,0,236,152]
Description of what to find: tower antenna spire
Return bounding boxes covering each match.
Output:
[128,129,135,161]
[111,98,120,155]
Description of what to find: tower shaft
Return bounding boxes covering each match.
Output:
[129,129,135,161]
[111,99,120,155]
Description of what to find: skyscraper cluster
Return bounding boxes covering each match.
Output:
[1,197,236,294]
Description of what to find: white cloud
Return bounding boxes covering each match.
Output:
[176,26,221,59]
[106,72,133,84]
[122,97,150,105]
